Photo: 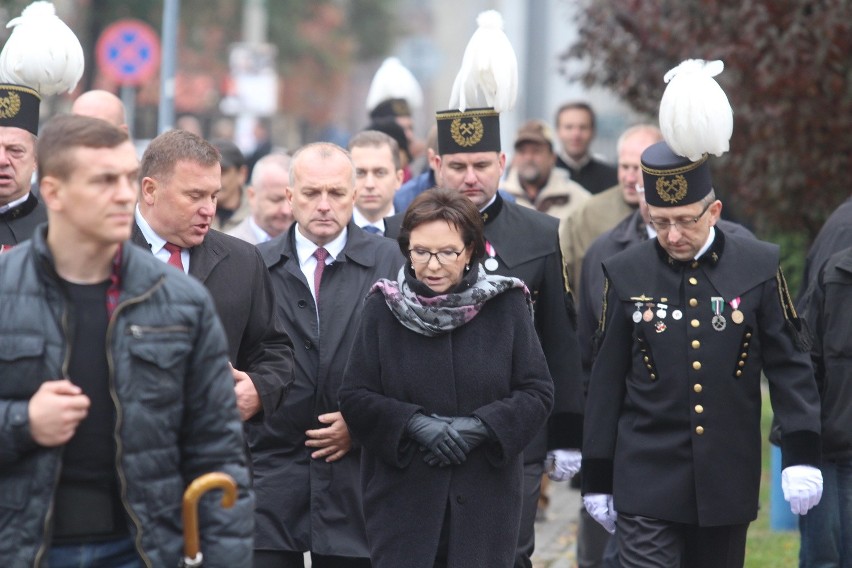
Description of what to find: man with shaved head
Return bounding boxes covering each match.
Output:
[71,90,128,131]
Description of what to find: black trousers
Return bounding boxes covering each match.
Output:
[254,550,372,568]
[616,514,749,568]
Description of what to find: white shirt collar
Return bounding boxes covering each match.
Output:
[248,217,272,243]
[694,227,717,260]
[352,207,392,234]
[293,224,348,267]
[0,192,31,214]
[135,205,168,254]
[478,194,498,212]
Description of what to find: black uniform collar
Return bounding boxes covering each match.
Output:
[655,227,726,270]
[0,192,38,220]
[480,192,503,225]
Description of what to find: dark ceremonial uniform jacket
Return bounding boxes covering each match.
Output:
[132,224,295,419]
[578,212,755,372]
[249,223,405,556]
[386,193,585,459]
[0,193,46,249]
[582,230,821,526]
[798,246,852,461]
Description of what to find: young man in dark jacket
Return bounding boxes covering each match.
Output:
[797,247,852,566]
[0,115,253,567]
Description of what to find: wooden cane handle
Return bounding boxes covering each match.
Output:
[182,472,238,561]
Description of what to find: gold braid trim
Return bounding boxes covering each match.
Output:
[561,253,572,295]
[776,267,799,320]
[0,84,41,100]
[436,108,498,121]
[597,277,610,336]
[641,153,709,176]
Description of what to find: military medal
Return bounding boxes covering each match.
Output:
[729,297,744,324]
[711,296,726,331]
[672,309,683,320]
[632,302,643,323]
[484,241,498,271]
[643,303,654,322]
[655,321,666,333]
[656,303,668,319]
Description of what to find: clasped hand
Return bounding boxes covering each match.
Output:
[406,414,475,467]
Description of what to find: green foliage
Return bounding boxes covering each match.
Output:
[562,0,852,242]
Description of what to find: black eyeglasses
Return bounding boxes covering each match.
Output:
[409,249,464,265]
[648,201,712,232]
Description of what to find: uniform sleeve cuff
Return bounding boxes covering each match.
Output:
[548,412,583,450]
[580,458,613,494]
[781,430,821,469]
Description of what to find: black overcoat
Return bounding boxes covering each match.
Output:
[249,223,405,556]
[132,224,295,418]
[582,230,821,526]
[386,195,584,458]
[339,286,554,568]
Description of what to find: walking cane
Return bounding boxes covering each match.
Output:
[180,472,238,567]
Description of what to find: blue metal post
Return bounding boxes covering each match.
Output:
[770,444,798,531]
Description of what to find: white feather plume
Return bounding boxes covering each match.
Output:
[0,1,84,95]
[448,10,518,113]
[659,59,733,161]
[365,57,423,112]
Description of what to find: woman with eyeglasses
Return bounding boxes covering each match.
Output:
[339,187,554,568]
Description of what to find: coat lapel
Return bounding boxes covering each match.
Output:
[187,231,230,285]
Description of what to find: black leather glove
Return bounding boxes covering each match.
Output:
[406,413,469,466]
[432,415,490,451]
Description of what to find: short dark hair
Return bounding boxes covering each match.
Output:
[398,188,486,261]
[140,129,220,184]
[37,114,130,183]
[555,101,596,131]
[348,129,401,170]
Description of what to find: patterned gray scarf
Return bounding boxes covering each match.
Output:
[370,264,533,337]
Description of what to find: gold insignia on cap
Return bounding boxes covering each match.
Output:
[0,91,21,119]
[656,174,688,204]
[391,99,409,116]
[450,116,485,147]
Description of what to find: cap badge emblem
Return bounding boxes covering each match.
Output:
[656,174,688,204]
[450,116,484,147]
[0,91,21,119]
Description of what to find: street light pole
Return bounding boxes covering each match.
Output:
[158,0,180,134]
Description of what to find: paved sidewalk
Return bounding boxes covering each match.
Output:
[304,479,582,567]
[532,480,581,567]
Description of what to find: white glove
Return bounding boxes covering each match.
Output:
[546,449,582,482]
[781,465,823,515]
[583,493,617,534]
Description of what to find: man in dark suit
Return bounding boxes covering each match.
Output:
[132,129,294,423]
[250,142,405,568]
[385,106,585,568]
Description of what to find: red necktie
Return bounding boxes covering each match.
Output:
[313,247,329,304]
[163,242,184,271]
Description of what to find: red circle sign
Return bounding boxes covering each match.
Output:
[96,19,161,86]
